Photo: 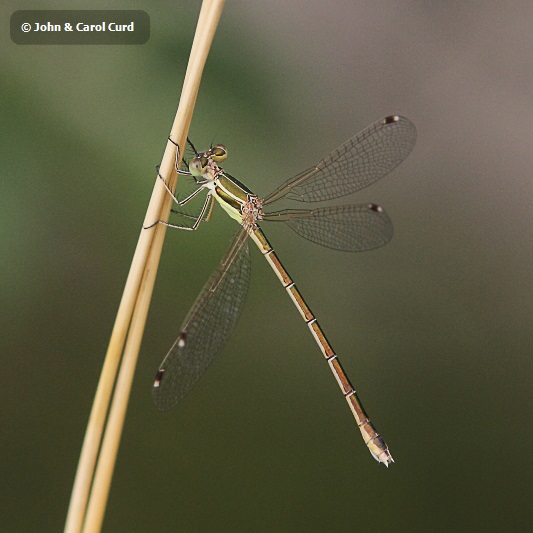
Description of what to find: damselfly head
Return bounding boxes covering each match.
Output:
[189,144,227,176]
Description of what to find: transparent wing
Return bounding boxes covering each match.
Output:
[263,203,392,252]
[264,116,416,204]
[153,228,251,411]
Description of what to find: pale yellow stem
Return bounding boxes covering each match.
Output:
[64,2,226,532]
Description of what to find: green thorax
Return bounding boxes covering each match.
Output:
[213,173,255,222]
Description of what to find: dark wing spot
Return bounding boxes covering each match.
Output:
[368,203,383,213]
[383,115,400,124]
[154,369,165,387]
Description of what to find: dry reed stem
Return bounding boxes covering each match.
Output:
[64,1,225,532]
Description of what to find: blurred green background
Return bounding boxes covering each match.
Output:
[1,1,531,531]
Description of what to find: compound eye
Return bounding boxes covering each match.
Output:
[189,156,208,176]
[210,144,227,162]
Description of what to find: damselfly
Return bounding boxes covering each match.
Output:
[148,115,416,465]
